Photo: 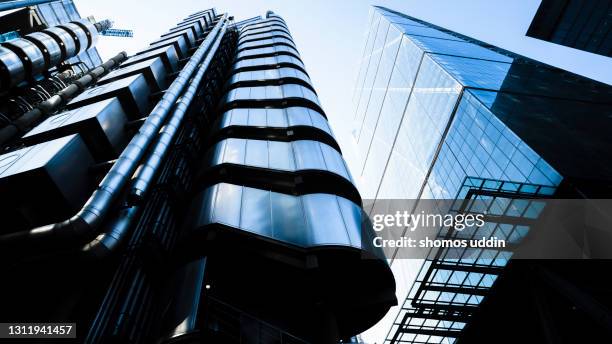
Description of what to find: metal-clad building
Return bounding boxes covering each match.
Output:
[0,8,395,344]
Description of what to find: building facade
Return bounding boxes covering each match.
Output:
[353,6,612,344]
[526,0,612,57]
[0,7,395,344]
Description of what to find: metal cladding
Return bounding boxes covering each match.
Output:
[178,11,396,341]
[98,57,168,91]
[1,38,45,78]
[121,45,180,73]
[170,20,203,38]
[234,54,306,73]
[228,66,312,88]
[210,107,339,150]
[0,8,395,344]
[43,26,77,60]
[23,31,63,67]
[0,45,25,88]
[145,34,190,59]
[21,98,130,160]
[57,21,94,55]
[0,135,95,231]
[71,18,99,50]
[198,138,360,203]
[160,27,197,47]
[0,19,99,90]
[66,74,152,119]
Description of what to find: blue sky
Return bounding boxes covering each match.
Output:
[78,0,612,174]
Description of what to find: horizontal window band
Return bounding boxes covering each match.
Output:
[238,36,295,49]
[232,62,308,75]
[239,27,291,39]
[221,98,324,115]
[238,33,293,45]
[234,49,301,63]
[225,77,316,94]
[194,163,361,206]
[208,125,340,152]
[240,22,290,36]
[241,18,287,32]
[237,40,296,53]
[239,28,292,40]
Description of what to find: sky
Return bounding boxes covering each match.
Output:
[77,0,612,176]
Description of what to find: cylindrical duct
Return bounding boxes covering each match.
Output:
[1,19,100,91]
[1,38,46,77]
[0,46,25,89]
[71,18,99,50]
[57,23,89,55]
[43,26,77,60]
[23,32,63,67]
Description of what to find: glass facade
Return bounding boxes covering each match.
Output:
[353,6,612,343]
[526,0,612,57]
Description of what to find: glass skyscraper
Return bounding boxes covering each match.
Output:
[526,0,612,57]
[353,6,612,344]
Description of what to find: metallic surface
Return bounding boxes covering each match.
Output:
[1,38,46,77]
[0,45,25,88]
[146,35,190,58]
[0,14,229,255]
[128,19,227,202]
[43,26,77,61]
[121,45,180,73]
[0,135,95,231]
[57,22,90,54]
[21,98,129,160]
[0,0,53,11]
[0,52,127,147]
[170,20,203,38]
[210,106,339,151]
[0,52,126,147]
[160,27,196,47]
[66,74,152,119]
[84,19,229,261]
[71,18,99,50]
[98,57,168,91]
[23,31,63,67]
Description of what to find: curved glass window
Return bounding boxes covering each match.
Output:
[218,107,332,137]
[242,18,286,32]
[190,183,369,249]
[233,55,305,72]
[241,22,289,36]
[224,84,320,107]
[207,139,352,183]
[240,25,290,38]
[238,37,295,51]
[240,28,291,40]
[236,45,300,61]
[239,31,293,44]
[228,67,311,87]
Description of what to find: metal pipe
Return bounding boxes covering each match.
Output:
[0,14,228,254]
[82,18,228,258]
[0,52,127,146]
[0,0,53,11]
